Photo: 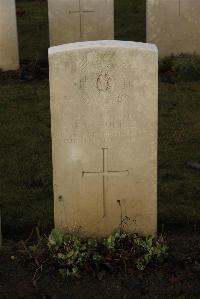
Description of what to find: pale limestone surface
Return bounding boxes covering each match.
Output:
[49,40,158,236]
[0,0,19,70]
[48,0,114,47]
[147,0,200,57]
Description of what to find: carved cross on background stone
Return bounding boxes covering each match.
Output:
[82,148,129,218]
[69,0,95,38]
[179,0,182,16]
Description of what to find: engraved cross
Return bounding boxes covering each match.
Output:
[179,0,182,16]
[69,0,95,38]
[82,148,129,218]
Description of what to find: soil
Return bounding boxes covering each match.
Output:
[1,234,200,298]
[0,63,48,84]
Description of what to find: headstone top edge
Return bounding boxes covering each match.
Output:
[48,40,158,56]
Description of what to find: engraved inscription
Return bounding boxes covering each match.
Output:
[96,71,113,92]
[74,77,86,91]
[114,93,128,104]
[123,80,134,90]
[73,54,135,108]
[79,56,89,71]
[56,115,139,145]
[79,76,87,90]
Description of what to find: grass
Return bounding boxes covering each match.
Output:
[115,0,146,42]
[158,82,200,231]
[17,0,49,64]
[0,0,200,239]
[0,82,53,238]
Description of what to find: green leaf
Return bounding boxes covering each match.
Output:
[67,250,74,259]
[57,253,66,260]
[48,229,64,248]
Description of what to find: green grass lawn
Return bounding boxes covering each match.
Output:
[0,0,200,239]
[17,0,49,64]
[158,82,200,231]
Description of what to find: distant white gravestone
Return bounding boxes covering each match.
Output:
[49,40,158,236]
[147,0,200,57]
[0,0,19,71]
[48,0,114,46]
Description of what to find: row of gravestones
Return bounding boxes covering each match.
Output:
[1,0,200,71]
[1,0,199,237]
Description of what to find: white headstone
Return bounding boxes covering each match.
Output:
[0,0,19,71]
[147,0,200,57]
[48,0,114,46]
[49,40,158,236]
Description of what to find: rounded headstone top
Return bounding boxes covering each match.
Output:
[48,40,158,55]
